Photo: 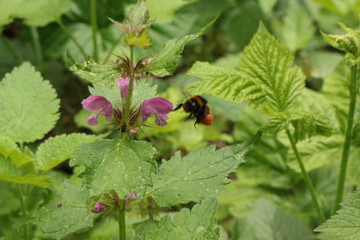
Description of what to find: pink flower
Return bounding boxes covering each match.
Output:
[116,76,131,100]
[141,97,173,126]
[124,192,136,204]
[91,201,107,213]
[81,95,112,126]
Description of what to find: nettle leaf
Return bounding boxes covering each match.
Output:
[124,28,152,48]
[36,181,93,239]
[70,138,157,198]
[147,0,191,24]
[187,62,262,105]
[132,77,158,107]
[0,136,31,166]
[240,199,313,240]
[35,133,100,171]
[147,134,259,207]
[280,0,315,51]
[145,17,217,77]
[0,62,59,143]
[0,154,50,186]
[0,0,71,27]
[89,84,122,107]
[316,190,360,240]
[69,56,120,87]
[187,23,304,114]
[145,198,219,240]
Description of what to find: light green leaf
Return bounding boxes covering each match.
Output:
[186,62,262,105]
[0,62,59,143]
[69,56,120,87]
[280,0,315,51]
[348,148,360,186]
[187,23,305,114]
[145,198,219,240]
[147,135,259,207]
[70,138,157,198]
[147,0,191,24]
[132,77,158,106]
[36,133,100,171]
[89,83,122,107]
[316,190,360,240]
[240,199,313,240]
[239,23,305,113]
[0,154,51,186]
[0,0,71,27]
[145,17,217,77]
[36,181,93,239]
[74,109,110,133]
[0,136,31,166]
[0,182,20,215]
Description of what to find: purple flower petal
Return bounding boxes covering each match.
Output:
[141,97,173,126]
[81,95,113,125]
[124,192,137,200]
[116,77,131,100]
[91,202,107,213]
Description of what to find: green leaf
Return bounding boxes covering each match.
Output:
[239,199,313,240]
[0,62,59,143]
[0,136,31,166]
[36,133,100,171]
[145,17,217,77]
[239,23,305,113]
[36,181,93,239]
[70,138,157,198]
[316,190,360,240]
[69,57,120,87]
[0,154,51,186]
[0,0,71,27]
[186,62,261,104]
[147,135,259,207]
[348,148,360,186]
[280,0,315,51]
[0,182,20,215]
[132,77,158,107]
[145,198,219,240]
[258,0,277,15]
[187,23,305,113]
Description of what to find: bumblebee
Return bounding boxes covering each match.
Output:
[173,95,213,125]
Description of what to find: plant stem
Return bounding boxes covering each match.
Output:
[17,185,29,240]
[119,208,126,240]
[0,36,23,64]
[334,64,359,211]
[90,0,99,62]
[30,26,43,70]
[57,19,88,59]
[285,128,325,222]
[123,46,135,131]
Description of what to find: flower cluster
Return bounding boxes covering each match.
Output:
[82,76,173,130]
[92,192,137,213]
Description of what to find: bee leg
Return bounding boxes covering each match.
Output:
[173,103,183,111]
[185,113,193,121]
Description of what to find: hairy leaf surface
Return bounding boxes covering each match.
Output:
[0,136,31,166]
[316,190,360,240]
[70,138,157,198]
[0,62,59,143]
[36,133,100,171]
[36,181,93,239]
[145,198,219,240]
[147,134,259,207]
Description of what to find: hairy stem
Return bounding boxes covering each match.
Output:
[285,128,325,222]
[57,19,87,59]
[119,208,126,240]
[123,46,135,131]
[0,36,23,64]
[30,27,43,69]
[90,0,99,62]
[334,64,359,211]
